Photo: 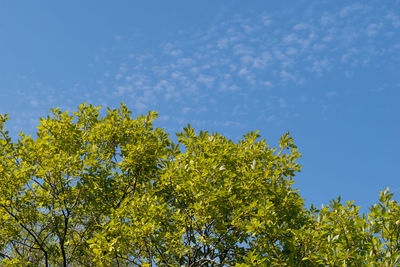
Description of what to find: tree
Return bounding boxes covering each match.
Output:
[0,103,399,266]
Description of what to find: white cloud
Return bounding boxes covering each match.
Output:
[263,81,273,88]
[339,3,365,17]
[266,115,275,121]
[240,55,253,65]
[293,23,308,31]
[71,2,399,131]
[182,107,191,114]
[217,38,229,49]
[310,58,330,74]
[252,52,271,69]
[286,47,298,56]
[158,115,170,122]
[233,44,253,55]
[154,80,172,92]
[242,24,255,34]
[341,48,360,64]
[119,64,128,72]
[218,81,240,92]
[278,98,287,108]
[282,34,299,44]
[366,23,382,37]
[196,74,215,88]
[115,85,133,95]
[238,68,249,76]
[280,70,296,82]
[214,120,241,128]
[261,14,272,26]
[327,91,337,97]
[386,12,400,28]
[176,57,196,67]
[320,14,335,25]
[30,99,39,107]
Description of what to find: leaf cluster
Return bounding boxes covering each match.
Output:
[0,104,399,266]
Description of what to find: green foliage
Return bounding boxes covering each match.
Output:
[0,104,399,266]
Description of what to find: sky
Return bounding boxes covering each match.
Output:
[0,0,399,212]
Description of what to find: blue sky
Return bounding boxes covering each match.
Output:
[1,0,399,211]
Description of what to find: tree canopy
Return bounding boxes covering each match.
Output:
[0,103,399,266]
